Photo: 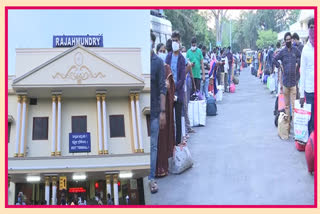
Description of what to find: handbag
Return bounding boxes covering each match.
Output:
[168,144,193,174]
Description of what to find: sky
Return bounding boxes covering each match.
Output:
[8,10,150,75]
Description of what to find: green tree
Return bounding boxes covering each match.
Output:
[256,29,278,49]
[164,10,216,49]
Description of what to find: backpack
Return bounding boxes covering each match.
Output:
[206,96,217,116]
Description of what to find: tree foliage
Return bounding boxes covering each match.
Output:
[256,29,278,49]
[164,10,216,49]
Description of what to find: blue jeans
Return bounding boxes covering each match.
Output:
[228,66,232,87]
[274,72,278,94]
[149,117,159,180]
[305,92,314,135]
[200,77,209,99]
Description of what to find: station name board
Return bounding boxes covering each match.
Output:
[53,35,103,48]
[69,132,91,153]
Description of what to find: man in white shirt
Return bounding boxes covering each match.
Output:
[299,18,314,135]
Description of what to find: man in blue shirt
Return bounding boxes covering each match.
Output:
[273,32,301,123]
[165,31,186,145]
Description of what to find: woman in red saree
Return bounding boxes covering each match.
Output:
[156,64,176,177]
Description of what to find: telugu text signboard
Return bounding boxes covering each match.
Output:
[53,35,103,48]
[69,133,91,153]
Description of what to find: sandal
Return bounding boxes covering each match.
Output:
[149,180,158,194]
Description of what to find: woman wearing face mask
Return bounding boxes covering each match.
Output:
[156,38,176,177]
[156,43,167,62]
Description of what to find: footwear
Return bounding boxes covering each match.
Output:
[149,180,158,194]
[188,129,196,133]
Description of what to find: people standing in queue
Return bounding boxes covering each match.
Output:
[273,32,301,125]
[200,46,210,100]
[299,18,314,136]
[156,38,175,177]
[187,37,205,95]
[165,31,186,146]
[149,30,166,193]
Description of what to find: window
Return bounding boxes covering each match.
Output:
[29,98,37,105]
[72,116,87,133]
[109,115,125,137]
[8,123,11,143]
[146,114,150,137]
[32,117,48,140]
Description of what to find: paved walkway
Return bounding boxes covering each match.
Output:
[150,67,314,205]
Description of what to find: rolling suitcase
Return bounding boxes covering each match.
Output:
[305,132,315,174]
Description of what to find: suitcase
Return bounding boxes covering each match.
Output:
[305,132,315,174]
[295,140,306,151]
[206,96,217,116]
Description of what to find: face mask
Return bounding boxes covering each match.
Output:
[158,53,167,62]
[286,41,292,48]
[182,52,187,59]
[172,41,180,52]
[191,46,197,51]
[309,28,314,47]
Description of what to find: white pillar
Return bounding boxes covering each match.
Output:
[14,96,22,157]
[96,94,103,154]
[56,95,62,156]
[105,175,112,199]
[130,94,139,152]
[102,95,108,154]
[19,96,27,157]
[51,96,56,156]
[45,177,50,205]
[134,94,144,152]
[113,175,119,205]
[51,177,57,205]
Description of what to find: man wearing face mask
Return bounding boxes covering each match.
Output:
[200,46,211,99]
[299,18,314,136]
[292,32,304,98]
[150,30,166,193]
[273,32,301,126]
[165,30,186,146]
[187,37,205,95]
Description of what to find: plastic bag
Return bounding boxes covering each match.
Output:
[278,112,290,140]
[294,100,311,143]
[168,144,193,174]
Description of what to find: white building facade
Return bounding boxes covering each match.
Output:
[7,45,151,205]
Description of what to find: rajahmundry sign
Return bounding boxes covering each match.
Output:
[53,35,103,48]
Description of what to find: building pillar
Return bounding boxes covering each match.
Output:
[56,95,62,156]
[45,176,50,205]
[19,96,27,157]
[51,96,57,156]
[105,175,112,200]
[135,94,144,153]
[130,94,139,152]
[96,94,103,154]
[102,94,108,154]
[14,96,22,157]
[113,175,119,205]
[51,176,57,205]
